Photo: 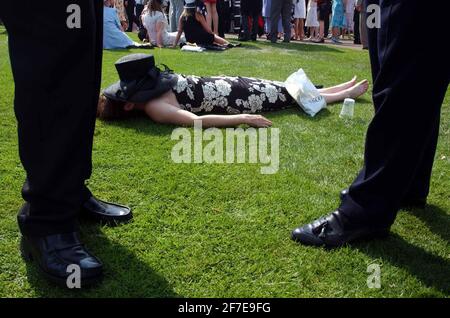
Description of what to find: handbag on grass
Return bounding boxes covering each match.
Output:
[284,69,327,117]
[138,27,148,42]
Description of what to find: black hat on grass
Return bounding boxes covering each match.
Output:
[103,53,178,103]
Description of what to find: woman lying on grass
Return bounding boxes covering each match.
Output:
[98,54,369,127]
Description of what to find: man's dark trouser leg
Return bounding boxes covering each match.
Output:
[241,14,250,38]
[281,0,292,41]
[126,2,137,32]
[353,8,360,44]
[217,0,229,38]
[136,4,144,28]
[251,13,259,39]
[402,118,440,201]
[269,0,282,41]
[324,3,330,37]
[340,0,450,227]
[0,0,103,236]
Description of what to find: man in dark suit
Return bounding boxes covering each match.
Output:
[269,0,293,43]
[292,0,450,247]
[0,0,132,286]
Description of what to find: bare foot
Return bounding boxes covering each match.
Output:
[318,76,358,94]
[346,80,369,99]
[341,76,358,90]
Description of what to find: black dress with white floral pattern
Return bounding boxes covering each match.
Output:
[171,74,296,114]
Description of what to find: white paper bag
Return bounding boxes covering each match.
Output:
[284,69,327,117]
[181,45,206,52]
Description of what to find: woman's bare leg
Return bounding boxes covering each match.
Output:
[205,3,213,33]
[299,19,305,40]
[318,76,357,94]
[211,4,219,35]
[321,80,369,104]
[318,20,325,39]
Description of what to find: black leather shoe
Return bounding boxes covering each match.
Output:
[339,188,349,201]
[20,232,103,287]
[81,196,132,225]
[340,189,427,209]
[291,210,390,248]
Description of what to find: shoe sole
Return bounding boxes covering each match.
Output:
[291,228,390,248]
[80,209,133,226]
[20,238,103,288]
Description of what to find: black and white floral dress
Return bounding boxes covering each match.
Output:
[171,74,296,114]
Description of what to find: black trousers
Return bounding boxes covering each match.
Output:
[126,0,139,32]
[353,8,360,44]
[136,4,145,27]
[0,0,103,236]
[217,0,232,38]
[340,0,450,227]
[269,0,292,41]
[322,1,332,38]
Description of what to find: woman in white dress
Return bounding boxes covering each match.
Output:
[142,0,185,47]
[305,0,319,40]
[293,0,306,40]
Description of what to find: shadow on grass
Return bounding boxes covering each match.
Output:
[100,117,175,136]
[104,47,155,53]
[266,107,332,121]
[236,42,263,51]
[410,204,449,243]
[100,106,332,137]
[23,223,178,297]
[355,211,450,295]
[253,40,346,53]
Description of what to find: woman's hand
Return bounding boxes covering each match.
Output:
[121,21,128,31]
[244,114,273,128]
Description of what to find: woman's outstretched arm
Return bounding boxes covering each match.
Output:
[156,21,164,47]
[173,16,184,47]
[144,100,272,128]
[196,12,213,34]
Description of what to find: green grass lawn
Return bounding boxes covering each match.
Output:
[1,29,449,298]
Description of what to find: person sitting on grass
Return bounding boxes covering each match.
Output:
[103,0,152,50]
[172,0,230,48]
[98,54,369,127]
[142,0,186,48]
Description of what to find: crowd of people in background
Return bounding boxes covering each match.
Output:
[103,0,368,49]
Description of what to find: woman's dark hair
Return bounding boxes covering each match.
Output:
[181,8,197,19]
[97,95,147,120]
[148,0,163,15]
[97,95,127,120]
